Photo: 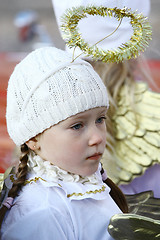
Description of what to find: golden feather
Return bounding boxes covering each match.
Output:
[108,191,160,239]
[102,81,160,184]
[0,167,15,206]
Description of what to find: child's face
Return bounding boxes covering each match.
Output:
[36,107,107,177]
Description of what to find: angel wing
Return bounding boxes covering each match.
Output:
[125,191,160,219]
[0,167,15,206]
[108,191,160,240]
[108,213,160,240]
[0,174,4,193]
[101,81,160,184]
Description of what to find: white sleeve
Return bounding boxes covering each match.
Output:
[2,207,75,240]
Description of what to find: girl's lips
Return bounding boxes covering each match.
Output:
[87,153,102,160]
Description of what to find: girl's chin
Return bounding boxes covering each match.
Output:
[80,165,99,177]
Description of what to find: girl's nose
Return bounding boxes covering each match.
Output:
[88,127,104,146]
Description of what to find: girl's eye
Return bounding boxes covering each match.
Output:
[96,116,106,124]
[71,123,83,130]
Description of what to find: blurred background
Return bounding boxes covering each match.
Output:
[0,0,160,172]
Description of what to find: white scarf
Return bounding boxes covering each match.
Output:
[28,152,100,185]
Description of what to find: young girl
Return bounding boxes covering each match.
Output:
[0,47,127,240]
[52,0,160,198]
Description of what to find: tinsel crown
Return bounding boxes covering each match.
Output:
[61,5,152,63]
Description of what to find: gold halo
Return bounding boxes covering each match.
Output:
[61,6,152,63]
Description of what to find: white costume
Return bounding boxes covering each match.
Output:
[1,155,121,240]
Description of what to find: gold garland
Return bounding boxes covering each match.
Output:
[61,6,152,63]
[67,185,106,198]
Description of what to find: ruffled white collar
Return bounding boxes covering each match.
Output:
[28,153,101,185]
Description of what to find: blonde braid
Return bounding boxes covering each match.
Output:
[0,144,29,229]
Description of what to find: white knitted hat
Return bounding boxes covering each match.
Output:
[52,0,150,57]
[6,47,109,145]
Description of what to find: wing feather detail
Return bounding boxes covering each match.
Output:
[102,82,160,184]
[108,191,160,240]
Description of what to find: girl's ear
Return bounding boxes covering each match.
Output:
[25,137,40,151]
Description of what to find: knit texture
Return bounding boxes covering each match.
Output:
[6,47,109,145]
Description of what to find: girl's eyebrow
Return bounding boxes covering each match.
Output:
[69,112,89,121]
[99,109,108,115]
[70,108,107,121]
